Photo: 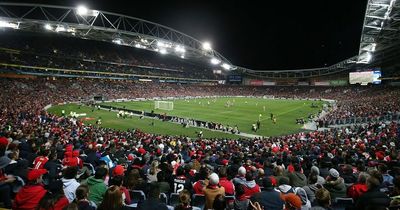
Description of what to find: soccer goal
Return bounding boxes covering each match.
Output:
[154,101,174,111]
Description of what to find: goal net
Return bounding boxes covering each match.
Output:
[154,101,174,110]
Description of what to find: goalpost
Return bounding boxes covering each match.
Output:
[154,101,174,111]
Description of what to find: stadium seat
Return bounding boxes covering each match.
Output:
[192,194,205,209]
[332,197,354,210]
[130,190,146,203]
[169,193,180,206]
[160,193,168,204]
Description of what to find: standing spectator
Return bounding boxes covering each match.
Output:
[13,169,48,210]
[62,166,81,203]
[203,173,225,210]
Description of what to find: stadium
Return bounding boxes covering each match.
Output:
[0,1,399,210]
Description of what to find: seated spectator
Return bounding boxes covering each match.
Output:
[83,167,108,206]
[150,171,170,194]
[62,166,80,203]
[378,164,393,187]
[109,175,131,205]
[174,189,192,210]
[97,185,129,210]
[355,170,391,210]
[75,184,96,210]
[193,165,209,195]
[310,166,325,185]
[38,180,69,210]
[172,166,193,194]
[302,174,320,204]
[340,164,357,184]
[243,171,261,198]
[295,187,311,210]
[310,188,331,210]
[273,165,286,185]
[0,154,14,208]
[323,168,346,199]
[218,167,235,196]
[203,173,225,210]
[234,184,250,210]
[278,177,295,194]
[347,172,369,201]
[212,194,227,210]
[281,193,302,210]
[13,169,48,210]
[288,163,307,187]
[137,185,168,210]
[250,177,285,210]
[232,166,247,185]
[146,160,160,183]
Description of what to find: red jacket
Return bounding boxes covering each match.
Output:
[219,177,235,195]
[243,183,261,198]
[347,183,368,200]
[39,196,69,210]
[13,184,47,210]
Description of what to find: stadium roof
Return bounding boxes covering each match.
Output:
[0,3,234,70]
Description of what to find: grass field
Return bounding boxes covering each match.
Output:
[48,97,324,138]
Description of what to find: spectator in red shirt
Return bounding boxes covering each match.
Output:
[33,150,50,169]
[13,169,48,210]
[347,172,369,201]
[38,180,69,210]
[218,166,235,196]
[243,171,261,198]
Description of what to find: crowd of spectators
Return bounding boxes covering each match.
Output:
[0,31,223,80]
[0,77,399,210]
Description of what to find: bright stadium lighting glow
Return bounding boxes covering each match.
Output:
[76,5,88,16]
[112,39,122,45]
[55,25,66,32]
[157,41,165,47]
[180,55,185,59]
[0,21,19,29]
[221,63,231,70]
[140,38,148,43]
[44,24,52,31]
[211,58,221,65]
[159,48,167,54]
[365,52,372,62]
[202,42,212,50]
[175,45,186,53]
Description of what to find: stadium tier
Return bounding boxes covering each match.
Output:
[0,2,399,210]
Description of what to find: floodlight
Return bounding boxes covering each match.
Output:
[112,39,122,45]
[76,5,88,16]
[159,48,167,54]
[221,63,231,70]
[211,58,221,65]
[202,42,212,50]
[365,52,372,63]
[44,24,52,31]
[157,41,165,47]
[175,45,185,53]
[180,55,185,59]
[55,25,66,32]
[0,21,19,29]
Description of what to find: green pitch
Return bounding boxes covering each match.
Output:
[48,97,324,139]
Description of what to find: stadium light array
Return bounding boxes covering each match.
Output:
[180,55,185,59]
[112,38,122,45]
[221,63,231,70]
[76,5,99,17]
[0,20,19,29]
[211,58,221,65]
[159,48,167,54]
[175,45,186,53]
[365,52,372,63]
[202,42,212,50]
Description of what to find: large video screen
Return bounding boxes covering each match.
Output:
[349,69,381,85]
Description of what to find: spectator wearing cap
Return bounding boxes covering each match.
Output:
[250,177,285,210]
[288,163,307,187]
[347,172,369,202]
[233,166,247,185]
[112,165,126,177]
[203,173,225,210]
[281,193,302,210]
[323,168,346,199]
[82,167,108,206]
[310,188,331,210]
[218,166,235,196]
[355,170,391,210]
[13,169,48,210]
[62,166,80,203]
[38,180,69,210]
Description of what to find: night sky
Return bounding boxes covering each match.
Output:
[12,0,368,70]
